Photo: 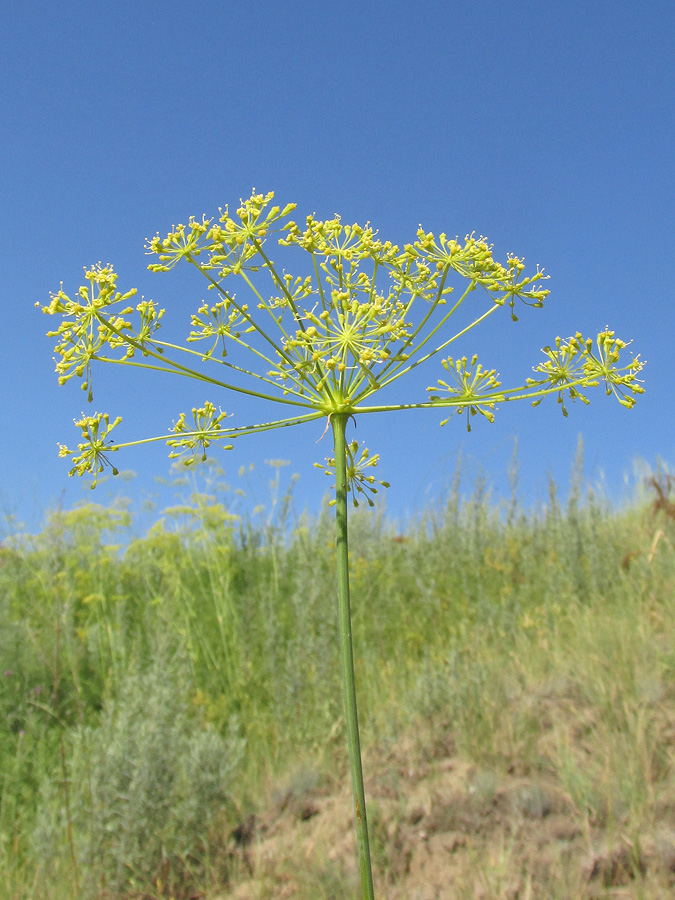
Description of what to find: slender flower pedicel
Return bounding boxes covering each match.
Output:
[42,190,644,899]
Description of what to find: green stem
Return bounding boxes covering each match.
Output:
[331,413,375,900]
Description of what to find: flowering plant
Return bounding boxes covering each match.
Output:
[42,190,644,898]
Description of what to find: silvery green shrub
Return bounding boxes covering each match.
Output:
[32,655,243,895]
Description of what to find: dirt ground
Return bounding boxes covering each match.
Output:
[216,724,675,900]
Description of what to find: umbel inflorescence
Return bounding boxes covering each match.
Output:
[41,189,645,900]
[42,189,644,500]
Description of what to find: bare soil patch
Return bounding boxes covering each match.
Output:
[218,722,675,899]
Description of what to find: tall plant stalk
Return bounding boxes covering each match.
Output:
[332,413,375,899]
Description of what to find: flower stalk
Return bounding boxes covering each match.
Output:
[332,413,375,900]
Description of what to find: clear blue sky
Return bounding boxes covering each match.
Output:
[1,1,672,534]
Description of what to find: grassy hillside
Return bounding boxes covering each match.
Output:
[1,464,674,899]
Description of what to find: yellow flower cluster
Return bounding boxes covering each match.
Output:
[527,330,644,416]
[315,441,390,508]
[58,412,122,487]
[42,189,644,495]
[41,265,139,400]
[167,402,233,465]
[427,355,503,431]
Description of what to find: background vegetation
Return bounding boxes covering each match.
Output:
[1,453,674,899]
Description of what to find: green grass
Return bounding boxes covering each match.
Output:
[1,460,674,898]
